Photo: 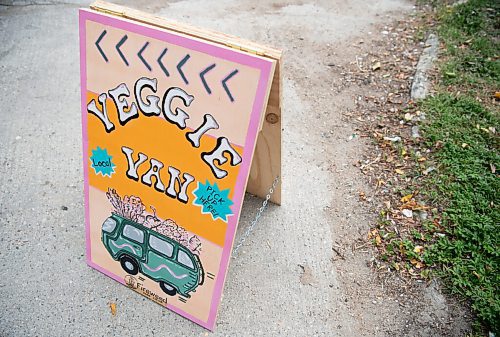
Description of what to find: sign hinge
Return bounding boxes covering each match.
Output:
[90,5,125,18]
[225,43,265,56]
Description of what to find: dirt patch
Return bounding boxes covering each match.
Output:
[326,7,473,337]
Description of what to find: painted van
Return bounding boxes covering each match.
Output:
[101,214,204,298]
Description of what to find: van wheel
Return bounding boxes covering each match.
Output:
[120,256,139,275]
[160,282,177,296]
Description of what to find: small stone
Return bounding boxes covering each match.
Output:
[415,111,426,121]
[61,206,68,211]
[411,34,439,100]
[411,126,420,138]
[418,211,428,221]
[383,136,401,142]
[402,209,413,218]
[423,166,436,175]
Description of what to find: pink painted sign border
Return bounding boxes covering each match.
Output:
[79,8,274,331]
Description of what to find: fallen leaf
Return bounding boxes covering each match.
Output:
[368,229,378,239]
[395,168,404,175]
[410,259,424,269]
[401,194,413,203]
[109,302,117,316]
[359,191,367,201]
[408,268,417,275]
[372,61,381,71]
[490,163,496,174]
[375,235,382,245]
[402,200,418,210]
[404,113,413,121]
[417,157,426,162]
[411,204,430,211]
[414,246,424,254]
[462,143,468,148]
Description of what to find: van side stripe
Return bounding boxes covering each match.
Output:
[111,241,137,254]
[141,263,188,279]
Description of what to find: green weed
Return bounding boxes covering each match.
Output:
[420,93,499,332]
[438,0,499,86]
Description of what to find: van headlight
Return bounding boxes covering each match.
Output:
[102,217,117,233]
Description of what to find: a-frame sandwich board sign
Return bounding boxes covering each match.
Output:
[79,0,282,330]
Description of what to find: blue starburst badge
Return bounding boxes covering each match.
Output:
[193,180,233,222]
[90,146,116,177]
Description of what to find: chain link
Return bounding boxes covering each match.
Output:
[233,176,280,257]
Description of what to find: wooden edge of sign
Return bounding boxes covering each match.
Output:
[247,61,282,205]
[90,0,282,205]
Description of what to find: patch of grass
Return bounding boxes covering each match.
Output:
[420,94,499,332]
[438,0,499,88]
[418,0,499,332]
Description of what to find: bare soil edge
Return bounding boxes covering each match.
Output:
[324,8,473,337]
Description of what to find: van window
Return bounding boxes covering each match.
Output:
[177,250,194,269]
[149,235,173,257]
[123,224,144,243]
[102,217,117,233]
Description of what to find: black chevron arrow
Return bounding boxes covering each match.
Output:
[116,35,128,66]
[222,69,239,102]
[95,30,108,62]
[177,54,190,85]
[138,42,151,71]
[199,63,216,94]
[157,48,169,77]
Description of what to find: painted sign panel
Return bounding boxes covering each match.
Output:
[79,9,275,330]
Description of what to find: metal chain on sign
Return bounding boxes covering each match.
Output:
[233,175,280,257]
